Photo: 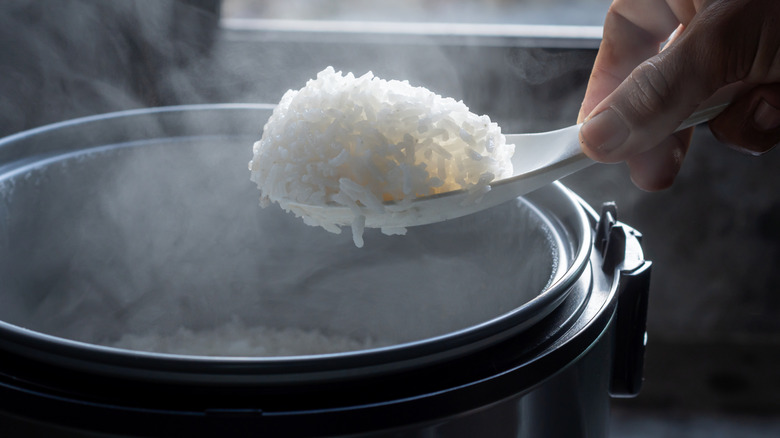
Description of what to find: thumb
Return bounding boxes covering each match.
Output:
[578,31,721,163]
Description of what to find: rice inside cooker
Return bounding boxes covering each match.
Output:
[248,66,515,247]
[110,318,388,357]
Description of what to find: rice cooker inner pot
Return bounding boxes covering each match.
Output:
[0,105,650,436]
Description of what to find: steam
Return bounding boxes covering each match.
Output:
[0,133,558,348]
[0,0,593,353]
[0,0,220,138]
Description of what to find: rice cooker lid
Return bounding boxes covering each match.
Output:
[0,105,595,384]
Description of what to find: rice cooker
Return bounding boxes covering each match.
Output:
[0,104,650,437]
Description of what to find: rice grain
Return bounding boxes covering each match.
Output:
[249,66,515,247]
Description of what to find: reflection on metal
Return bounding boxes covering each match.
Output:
[222,18,602,48]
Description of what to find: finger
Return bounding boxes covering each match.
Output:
[581,0,780,163]
[578,3,736,163]
[626,128,694,191]
[709,83,780,154]
[578,0,692,122]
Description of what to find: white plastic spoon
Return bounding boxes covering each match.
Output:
[287,103,729,230]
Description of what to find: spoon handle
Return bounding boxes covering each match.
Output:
[510,101,733,191]
[676,103,730,131]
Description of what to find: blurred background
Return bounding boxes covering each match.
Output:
[1,0,778,436]
[222,0,611,24]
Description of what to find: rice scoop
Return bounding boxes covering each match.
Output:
[249,67,515,247]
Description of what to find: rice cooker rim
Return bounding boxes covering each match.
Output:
[0,105,592,383]
[0,200,622,437]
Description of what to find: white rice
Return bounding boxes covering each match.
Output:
[249,66,515,247]
[110,318,387,357]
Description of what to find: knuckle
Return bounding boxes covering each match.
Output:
[697,0,780,84]
[623,61,675,118]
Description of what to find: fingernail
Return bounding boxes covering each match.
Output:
[753,99,780,131]
[580,109,630,155]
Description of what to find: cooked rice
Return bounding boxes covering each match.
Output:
[110,318,387,357]
[249,66,515,247]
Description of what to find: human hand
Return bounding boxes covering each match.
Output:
[577,0,780,190]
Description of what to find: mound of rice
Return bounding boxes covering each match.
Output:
[249,66,515,247]
[110,318,387,357]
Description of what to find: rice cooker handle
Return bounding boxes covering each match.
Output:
[597,203,652,398]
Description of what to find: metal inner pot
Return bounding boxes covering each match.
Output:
[0,105,655,438]
[0,105,591,383]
